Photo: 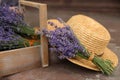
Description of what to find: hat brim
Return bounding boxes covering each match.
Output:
[67,48,118,71]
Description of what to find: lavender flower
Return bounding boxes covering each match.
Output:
[43,22,84,59]
[0,22,30,51]
[0,5,35,36]
[0,5,24,26]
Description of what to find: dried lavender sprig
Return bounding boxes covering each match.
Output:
[57,17,90,57]
[43,26,83,59]
[46,20,90,58]
[0,34,30,51]
[0,5,24,26]
[0,23,20,44]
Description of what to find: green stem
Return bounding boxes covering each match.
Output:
[0,36,30,51]
[93,56,114,75]
[76,52,114,75]
[12,25,35,36]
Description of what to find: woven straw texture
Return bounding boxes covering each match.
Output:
[67,15,111,55]
[47,19,64,31]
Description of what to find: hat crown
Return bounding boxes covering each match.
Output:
[67,15,111,55]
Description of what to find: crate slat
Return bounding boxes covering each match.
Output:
[39,4,49,67]
[0,46,40,77]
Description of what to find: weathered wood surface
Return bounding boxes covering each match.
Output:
[39,4,48,67]
[0,46,40,77]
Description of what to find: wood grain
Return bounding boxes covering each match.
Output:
[39,4,49,67]
[0,46,40,77]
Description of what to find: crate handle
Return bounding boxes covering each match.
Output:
[19,0,49,67]
[19,0,46,8]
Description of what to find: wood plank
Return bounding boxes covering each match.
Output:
[39,4,49,67]
[0,46,41,77]
[19,0,45,8]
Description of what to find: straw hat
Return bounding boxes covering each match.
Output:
[47,14,118,71]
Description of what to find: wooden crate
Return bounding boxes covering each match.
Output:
[0,0,48,77]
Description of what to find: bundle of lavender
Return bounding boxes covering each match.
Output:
[43,18,114,75]
[0,5,40,51]
[0,5,36,36]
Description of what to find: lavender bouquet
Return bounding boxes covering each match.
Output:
[0,5,40,51]
[0,5,36,37]
[43,18,114,75]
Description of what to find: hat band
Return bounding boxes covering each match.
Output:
[88,53,95,61]
[88,52,104,61]
[95,52,104,56]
